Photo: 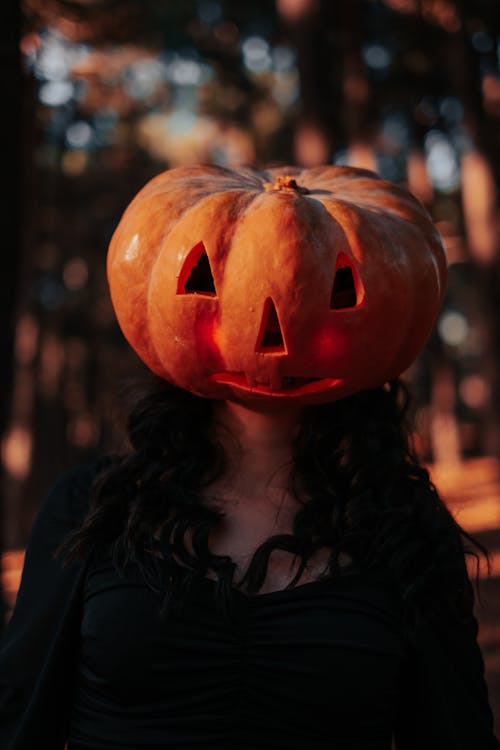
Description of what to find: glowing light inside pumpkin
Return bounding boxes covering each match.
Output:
[310,328,341,359]
[256,298,287,353]
[108,164,447,405]
[330,255,363,309]
[330,267,357,309]
[209,371,343,396]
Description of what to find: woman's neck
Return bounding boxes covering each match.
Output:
[211,399,304,500]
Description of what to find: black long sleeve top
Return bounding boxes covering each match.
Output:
[0,459,499,749]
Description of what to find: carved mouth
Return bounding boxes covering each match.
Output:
[209,372,342,396]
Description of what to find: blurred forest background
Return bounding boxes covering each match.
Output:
[2,0,500,731]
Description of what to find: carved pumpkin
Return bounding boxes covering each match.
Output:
[107,165,446,405]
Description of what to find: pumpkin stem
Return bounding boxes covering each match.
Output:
[264,175,310,194]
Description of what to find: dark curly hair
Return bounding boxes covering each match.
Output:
[58,375,487,637]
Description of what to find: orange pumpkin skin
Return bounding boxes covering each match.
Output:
[107,164,447,405]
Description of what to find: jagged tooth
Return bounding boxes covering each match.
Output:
[270,371,283,390]
[245,372,257,387]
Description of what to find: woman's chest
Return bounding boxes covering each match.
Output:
[78,558,406,728]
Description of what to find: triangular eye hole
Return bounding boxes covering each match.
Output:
[177,241,217,297]
[330,256,360,309]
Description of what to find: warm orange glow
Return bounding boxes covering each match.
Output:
[252,101,282,137]
[61,150,88,176]
[310,329,337,358]
[461,149,499,265]
[69,43,168,114]
[434,221,467,264]
[136,112,256,167]
[459,374,490,410]
[1,426,33,480]
[382,0,418,12]
[382,0,461,31]
[276,0,320,22]
[347,141,377,172]
[15,314,39,366]
[63,257,89,290]
[211,322,225,354]
[196,317,224,368]
[421,0,461,32]
[343,72,369,105]
[482,74,500,117]
[71,45,155,84]
[108,164,446,405]
[20,31,40,56]
[407,149,433,205]
[294,122,331,167]
[208,371,342,397]
[66,413,99,448]
[1,550,25,617]
[429,365,462,466]
[430,457,500,542]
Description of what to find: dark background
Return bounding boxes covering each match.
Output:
[2,0,500,734]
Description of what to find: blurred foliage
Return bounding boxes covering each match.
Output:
[3,0,500,545]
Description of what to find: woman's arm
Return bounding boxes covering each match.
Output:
[0,461,104,750]
[394,580,499,749]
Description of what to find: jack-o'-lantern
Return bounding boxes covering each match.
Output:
[107,165,446,405]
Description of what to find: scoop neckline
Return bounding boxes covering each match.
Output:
[192,569,365,600]
[159,547,366,600]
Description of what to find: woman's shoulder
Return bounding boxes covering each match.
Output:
[32,454,124,542]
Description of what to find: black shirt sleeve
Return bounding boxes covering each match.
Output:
[0,460,110,750]
[394,581,500,749]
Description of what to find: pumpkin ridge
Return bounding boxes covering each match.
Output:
[312,186,421,219]
[108,164,447,404]
[221,187,339,385]
[310,194,444,383]
[108,197,193,374]
[145,188,261,377]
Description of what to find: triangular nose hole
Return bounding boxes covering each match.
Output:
[256,298,286,353]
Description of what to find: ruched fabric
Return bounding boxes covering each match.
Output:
[1,458,498,750]
[69,556,404,750]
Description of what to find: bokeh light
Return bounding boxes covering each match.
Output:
[438,310,469,347]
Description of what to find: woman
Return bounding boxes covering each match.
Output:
[1,165,498,749]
